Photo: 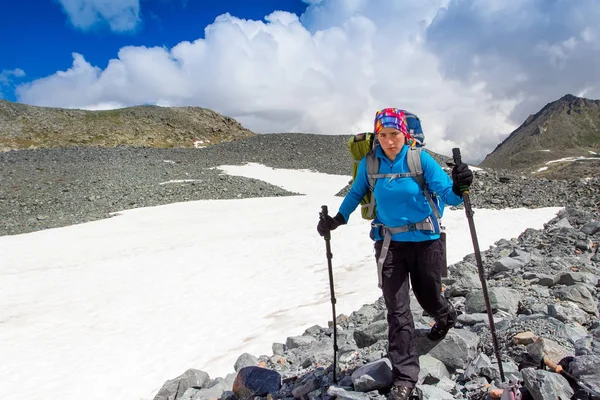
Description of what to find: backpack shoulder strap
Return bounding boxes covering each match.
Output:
[366,149,379,190]
[407,147,442,220]
[407,147,425,187]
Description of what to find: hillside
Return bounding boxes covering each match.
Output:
[479,94,600,178]
[0,100,254,151]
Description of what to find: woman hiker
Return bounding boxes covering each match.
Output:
[317,107,473,400]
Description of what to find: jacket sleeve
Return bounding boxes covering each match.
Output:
[338,157,369,222]
[421,150,464,207]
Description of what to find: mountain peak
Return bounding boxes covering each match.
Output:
[479,94,600,177]
[559,93,579,102]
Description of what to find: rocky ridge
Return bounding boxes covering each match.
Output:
[0,100,254,151]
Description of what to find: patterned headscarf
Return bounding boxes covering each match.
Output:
[374,108,409,136]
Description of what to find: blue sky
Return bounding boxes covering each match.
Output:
[1,0,599,162]
[0,0,308,98]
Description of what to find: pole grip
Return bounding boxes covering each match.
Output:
[321,205,329,217]
[452,148,462,166]
[452,147,470,194]
[543,356,563,373]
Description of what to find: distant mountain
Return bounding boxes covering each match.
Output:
[479,94,600,179]
[0,100,254,151]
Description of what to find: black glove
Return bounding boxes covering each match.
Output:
[317,212,346,237]
[452,163,473,196]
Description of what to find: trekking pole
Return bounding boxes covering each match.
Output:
[452,148,505,383]
[319,205,338,383]
[543,356,600,398]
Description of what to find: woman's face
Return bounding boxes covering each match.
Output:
[377,127,406,161]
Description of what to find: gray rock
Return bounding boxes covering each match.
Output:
[351,358,393,392]
[373,310,387,322]
[180,373,236,400]
[234,353,259,372]
[581,221,600,235]
[521,368,574,400]
[492,257,526,273]
[559,323,590,345]
[434,376,456,393]
[272,343,285,355]
[338,345,359,363]
[464,353,494,380]
[353,320,388,349]
[448,273,480,297]
[351,304,381,323]
[554,284,598,315]
[569,355,600,392]
[500,361,522,382]
[428,329,479,370]
[457,313,496,326]
[531,286,551,297]
[285,335,317,350]
[574,334,596,356]
[535,274,556,287]
[153,369,210,400]
[548,302,591,324]
[509,249,533,264]
[532,304,551,315]
[526,338,571,364]
[465,287,520,315]
[327,386,371,400]
[555,272,593,286]
[303,325,325,336]
[291,377,319,399]
[415,384,454,399]
[232,366,281,400]
[462,376,489,391]
[576,239,595,251]
[417,355,450,385]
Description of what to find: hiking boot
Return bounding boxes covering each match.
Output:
[389,385,413,400]
[427,302,457,341]
[427,320,455,341]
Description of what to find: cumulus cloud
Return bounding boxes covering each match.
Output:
[0,68,25,84]
[16,0,600,162]
[0,68,26,98]
[56,0,140,32]
[426,0,600,125]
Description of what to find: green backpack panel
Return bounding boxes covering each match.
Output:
[347,132,376,219]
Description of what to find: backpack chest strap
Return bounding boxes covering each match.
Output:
[369,172,419,180]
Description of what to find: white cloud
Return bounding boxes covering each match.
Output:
[0,68,25,85]
[425,0,600,125]
[0,68,26,98]
[57,0,140,32]
[16,0,600,163]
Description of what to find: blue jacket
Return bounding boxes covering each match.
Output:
[338,145,464,242]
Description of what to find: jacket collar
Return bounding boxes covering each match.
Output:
[375,144,408,163]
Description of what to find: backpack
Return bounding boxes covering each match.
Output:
[346,111,438,222]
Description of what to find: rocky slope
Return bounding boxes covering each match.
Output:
[480,94,600,178]
[0,100,254,151]
[153,208,599,400]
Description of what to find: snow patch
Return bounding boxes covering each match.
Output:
[159,180,202,185]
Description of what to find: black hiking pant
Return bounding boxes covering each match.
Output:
[374,238,455,387]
